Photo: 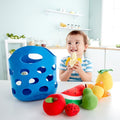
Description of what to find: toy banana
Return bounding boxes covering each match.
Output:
[65,52,82,67]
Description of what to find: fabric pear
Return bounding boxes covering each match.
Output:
[82,88,98,110]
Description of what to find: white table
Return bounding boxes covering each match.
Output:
[0,80,120,120]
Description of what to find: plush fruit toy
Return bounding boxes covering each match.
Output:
[61,84,85,105]
[95,81,111,97]
[65,103,80,116]
[81,87,98,110]
[65,52,82,67]
[87,81,111,99]
[92,85,104,99]
[96,69,113,90]
[43,94,66,115]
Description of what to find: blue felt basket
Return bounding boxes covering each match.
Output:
[9,46,57,101]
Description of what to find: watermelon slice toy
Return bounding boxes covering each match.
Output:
[61,84,85,105]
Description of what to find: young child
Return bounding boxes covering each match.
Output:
[59,30,93,82]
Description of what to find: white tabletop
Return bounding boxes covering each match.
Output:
[0,80,120,120]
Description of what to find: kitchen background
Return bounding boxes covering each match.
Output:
[0,0,120,81]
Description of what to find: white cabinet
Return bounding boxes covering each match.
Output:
[50,49,69,82]
[85,48,105,82]
[5,39,27,80]
[50,48,105,82]
[105,50,120,81]
[50,48,120,82]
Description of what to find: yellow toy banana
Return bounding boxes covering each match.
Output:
[65,52,82,67]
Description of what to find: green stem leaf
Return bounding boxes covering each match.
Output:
[45,97,54,103]
[98,69,113,74]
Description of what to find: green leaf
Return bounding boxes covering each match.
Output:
[98,69,113,74]
[45,97,54,103]
[6,33,10,37]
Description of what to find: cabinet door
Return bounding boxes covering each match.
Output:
[105,50,120,81]
[85,49,105,82]
[5,40,27,80]
[50,49,69,81]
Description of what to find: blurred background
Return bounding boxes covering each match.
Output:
[0,0,120,80]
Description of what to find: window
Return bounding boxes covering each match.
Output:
[101,0,120,47]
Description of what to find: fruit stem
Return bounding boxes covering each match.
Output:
[85,84,87,88]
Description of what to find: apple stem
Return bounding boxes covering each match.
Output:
[53,97,58,101]
[85,84,87,88]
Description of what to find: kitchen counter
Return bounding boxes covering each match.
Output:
[47,46,120,51]
[0,80,120,120]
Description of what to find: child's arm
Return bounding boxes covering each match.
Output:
[73,62,92,82]
[59,64,73,81]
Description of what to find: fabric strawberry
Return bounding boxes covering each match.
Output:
[65,103,80,116]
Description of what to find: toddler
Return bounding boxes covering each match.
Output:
[59,30,93,82]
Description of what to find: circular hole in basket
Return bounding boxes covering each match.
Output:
[28,53,43,60]
[22,89,32,95]
[9,69,14,75]
[55,82,58,88]
[21,53,43,64]
[37,66,46,73]
[39,86,48,92]
[46,74,53,81]
[52,64,56,70]
[12,88,16,94]
[15,79,22,86]
[20,69,29,75]
[29,78,39,84]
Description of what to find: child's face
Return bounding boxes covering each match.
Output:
[66,34,88,57]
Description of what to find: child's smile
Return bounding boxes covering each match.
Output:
[70,49,78,52]
[66,34,88,58]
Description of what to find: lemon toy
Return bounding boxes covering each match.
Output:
[92,85,104,100]
[87,81,111,99]
[65,52,82,67]
[96,69,113,90]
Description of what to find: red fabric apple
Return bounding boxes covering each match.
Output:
[43,94,66,115]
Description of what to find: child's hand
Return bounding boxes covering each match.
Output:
[67,63,74,73]
[73,61,82,73]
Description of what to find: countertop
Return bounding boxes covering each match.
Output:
[0,80,120,120]
[47,46,120,51]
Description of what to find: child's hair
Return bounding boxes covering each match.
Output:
[66,30,89,45]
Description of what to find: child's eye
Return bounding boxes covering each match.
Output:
[68,42,71,45]
[76,42,79,44]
